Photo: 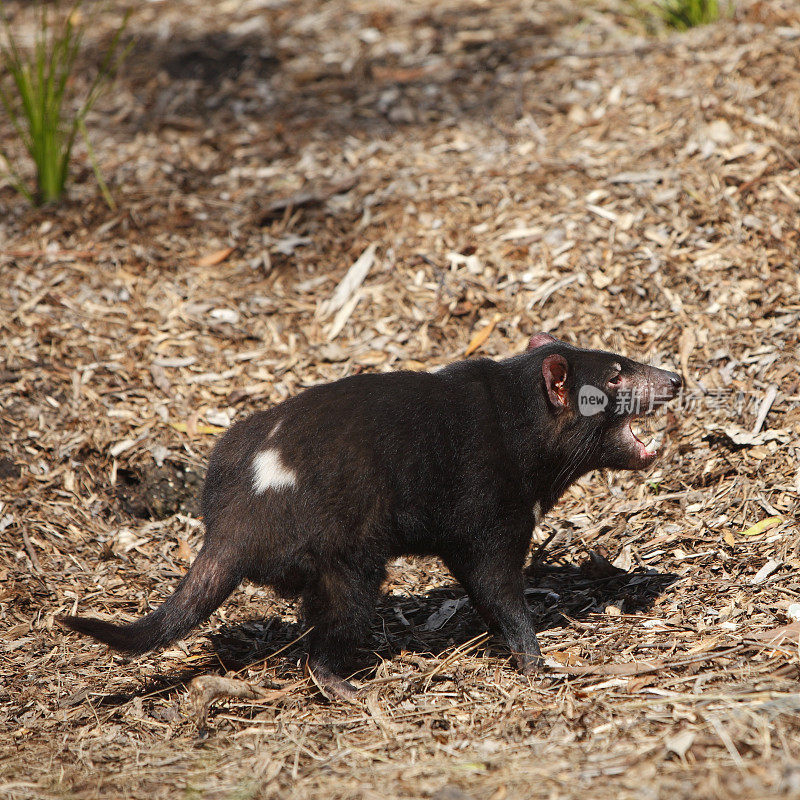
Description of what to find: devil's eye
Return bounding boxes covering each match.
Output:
[608,367,622,386]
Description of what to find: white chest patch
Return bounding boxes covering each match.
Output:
[252,448,297,494]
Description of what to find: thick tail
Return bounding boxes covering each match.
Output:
[60,546,241,655]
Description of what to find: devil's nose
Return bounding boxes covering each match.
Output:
[668,372,683,390]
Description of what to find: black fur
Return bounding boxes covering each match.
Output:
[62,334,681,688]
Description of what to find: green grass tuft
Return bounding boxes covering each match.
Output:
[652,0,727,30]
[0,1,131,206]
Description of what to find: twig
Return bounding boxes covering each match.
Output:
[22,530,41,573]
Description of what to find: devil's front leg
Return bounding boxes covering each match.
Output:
[443,521,542,675]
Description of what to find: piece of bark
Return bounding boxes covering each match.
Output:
[189,675,301,728]
[256,176,358,224]
[549,660,665,677]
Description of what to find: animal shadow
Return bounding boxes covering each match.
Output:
[206,554,680,679]
[88,554,678,710]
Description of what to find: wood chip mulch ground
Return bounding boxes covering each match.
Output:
[1,0,800,797]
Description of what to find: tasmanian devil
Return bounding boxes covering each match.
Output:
[62,333,682,699]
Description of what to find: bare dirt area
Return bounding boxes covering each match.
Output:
[2,0,800,797]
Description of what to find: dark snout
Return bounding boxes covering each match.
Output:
[649,366,682,405]
[658,367,683,394]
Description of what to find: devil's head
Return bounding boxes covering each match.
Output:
[525,333,682,491]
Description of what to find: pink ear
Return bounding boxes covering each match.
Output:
[528,332,558,350]
[542,354,569,409]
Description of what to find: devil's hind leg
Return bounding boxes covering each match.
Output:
[301,557,385,701]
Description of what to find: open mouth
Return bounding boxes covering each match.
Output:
[625,417,662,466]
[606,404,671,471]
[602,368,681,470]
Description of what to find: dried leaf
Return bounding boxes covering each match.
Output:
[326,293,362,341]
[319,243,378,319]
[464,313,502,357]
[723,530,736,547]
[168,421,226,435]
[423,597,468,631]
[740,517,782,537]
[749,558,781,585]
[196,246,235,267]
[548,650,581,666]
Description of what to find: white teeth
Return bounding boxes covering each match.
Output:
[645,433,663,454]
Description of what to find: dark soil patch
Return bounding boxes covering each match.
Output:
[114,462,203,520]
[0,457,21,480]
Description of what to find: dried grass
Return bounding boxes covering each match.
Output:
[1,0,800,798]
